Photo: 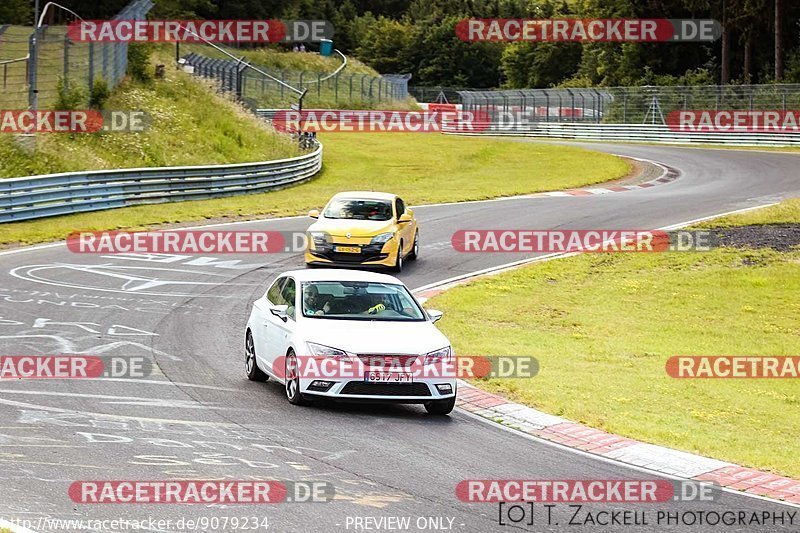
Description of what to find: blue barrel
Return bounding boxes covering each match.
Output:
[319,39,333,57]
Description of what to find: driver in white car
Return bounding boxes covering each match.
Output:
[303,284,330,316]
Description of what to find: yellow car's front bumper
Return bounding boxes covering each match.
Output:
[304,237,399,268]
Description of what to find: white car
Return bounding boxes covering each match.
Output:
[245,269,457,414]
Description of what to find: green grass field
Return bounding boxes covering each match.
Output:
[428,199,800,477]
[0,134,629,245]
[0,49,299,178]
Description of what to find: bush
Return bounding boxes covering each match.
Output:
[127,43,153,83]
[89,78,110,109]
[55,78,86,110]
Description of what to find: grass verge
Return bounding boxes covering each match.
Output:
[427,199,800,478]
[0,134,629,246]
[0,49,298,178]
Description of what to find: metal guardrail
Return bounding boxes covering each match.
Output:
[441,122,800,147]
[457,84,800,125]
[0,142,322,223]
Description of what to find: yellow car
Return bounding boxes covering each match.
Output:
[304,191,419,272]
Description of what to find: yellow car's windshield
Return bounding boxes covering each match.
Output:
[323,199,393,221]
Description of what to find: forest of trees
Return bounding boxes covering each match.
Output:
[2,0,800,88]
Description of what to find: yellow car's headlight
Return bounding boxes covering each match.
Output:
[370,232,395,245]
[308,231,329,245]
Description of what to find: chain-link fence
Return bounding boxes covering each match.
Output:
[182,52,411,110]
[0,25,33,108]
[458,85,800,124]
[409,87,464,104]
[0,0,152,110]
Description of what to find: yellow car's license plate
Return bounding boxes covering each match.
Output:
[334,245,360,253]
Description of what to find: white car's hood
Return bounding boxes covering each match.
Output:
[300,319,450,355]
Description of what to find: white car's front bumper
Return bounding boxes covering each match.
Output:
[299,377,457,403]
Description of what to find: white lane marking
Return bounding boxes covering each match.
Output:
[0,162,792,509]
[0,397,255,428]
[457,409,800,510]
[0,390,239,410]
[0,153,671,257]
[8,263,253,298]
[411,202,780,292]
[80,378,242,392]
[413,201,797,509]
[0,445,82,448]
[658,203,780,230]
[413,252,576,294]
[0,335,182,362]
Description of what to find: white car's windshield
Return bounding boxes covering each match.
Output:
[323,199,393,221]
[302,281,425,321]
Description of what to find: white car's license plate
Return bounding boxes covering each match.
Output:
[364,371,413,384]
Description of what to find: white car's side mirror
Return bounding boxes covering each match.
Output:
[270,304,289,322]
[427,309,443,323]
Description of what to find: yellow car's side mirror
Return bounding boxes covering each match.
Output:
[398,213,413,223]
[308,209,320,219]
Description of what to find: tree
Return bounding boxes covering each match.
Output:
[501,42,581,88]
[355,17,413,74]
[0,0,31,24]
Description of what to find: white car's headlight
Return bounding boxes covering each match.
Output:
[370,232,395,245]
[307,342,349,359]
[424,346,452,364]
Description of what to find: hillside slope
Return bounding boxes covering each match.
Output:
[0,48,299,178]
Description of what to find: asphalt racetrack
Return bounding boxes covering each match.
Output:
[0,142,798,532]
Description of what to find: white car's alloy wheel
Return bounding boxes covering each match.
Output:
[285,351,308,405]
[245,331,267,381]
